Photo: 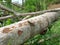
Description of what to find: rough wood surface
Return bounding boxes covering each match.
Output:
[0,12,60,45]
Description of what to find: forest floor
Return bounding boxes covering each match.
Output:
[48,4,60,9]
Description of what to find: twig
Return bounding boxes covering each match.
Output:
[22,15,31,20]
[0,15,13,20]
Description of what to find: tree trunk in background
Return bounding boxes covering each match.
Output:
[0,12,60,45]
[36,0,40,11]
[22,0,24,10]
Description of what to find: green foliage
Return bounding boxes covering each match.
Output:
[24,0,40,12]
[51,19,60,34]
[24,0,54,12]
[24,34,41,45]
[0,18,13,27]
[24,0,60,12]
[5,18,12,25]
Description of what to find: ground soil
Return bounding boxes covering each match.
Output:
[48,4,60,9]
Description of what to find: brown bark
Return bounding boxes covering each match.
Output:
[0,12,60,45]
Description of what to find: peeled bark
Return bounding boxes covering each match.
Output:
[0,12,60,45]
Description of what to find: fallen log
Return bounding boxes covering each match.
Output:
[0,12,60,45]
[0,8,60,20]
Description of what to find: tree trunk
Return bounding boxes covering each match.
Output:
[0,12,60,45]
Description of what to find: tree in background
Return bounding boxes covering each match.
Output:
[4,0,11,8]
[24,0,41,12]
[24,0,50,12]
[23,0,60,12]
